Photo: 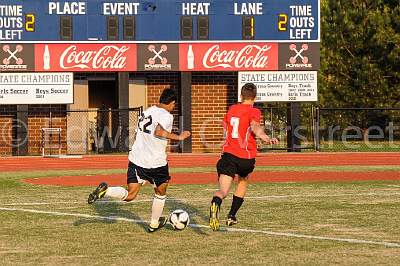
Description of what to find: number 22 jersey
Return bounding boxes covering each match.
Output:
[222,103,261,159]
[129,106,173,168]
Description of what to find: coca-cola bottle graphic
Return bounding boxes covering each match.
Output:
[187,45,194,70]
[43,45,50,70]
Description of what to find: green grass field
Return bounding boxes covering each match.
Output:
[1,167,400,265]
[319,141,400,152]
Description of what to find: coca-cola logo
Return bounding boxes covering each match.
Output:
[60,45,130,69]
[202,44,272,69]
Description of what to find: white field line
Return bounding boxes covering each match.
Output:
[0,207,399,248]
[1,192,399,206]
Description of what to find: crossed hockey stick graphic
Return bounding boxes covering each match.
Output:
[147,44,168,65]
[289,44,309,64]
[2,45,24,65]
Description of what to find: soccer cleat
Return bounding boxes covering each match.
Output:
[209,202,220,231]
[87,182,108,204]
[147,216,168,233]
[226,214,238,226]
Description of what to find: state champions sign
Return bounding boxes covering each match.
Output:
[0,72,73,104]
[238,71,318,102]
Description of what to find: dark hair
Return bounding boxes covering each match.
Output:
[241,83,257,100]
[159,88,177,104]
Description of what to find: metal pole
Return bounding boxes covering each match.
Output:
[49,111,52,156]
[315,107,320,151]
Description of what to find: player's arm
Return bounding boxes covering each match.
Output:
[154,124,191,141]
[250,121,279,145]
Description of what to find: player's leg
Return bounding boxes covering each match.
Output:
[214,174,234,200]
[87,162,143,204]
[210,174,234,231]
[210,153,237,231]
[124,183,142,201]
[147,164,171,233]
[226,158,255,226]
[227,176,248,226]
[87,182,141,203]
[123,162,146,201]
[147,182,168,232]
[87,182,109,204]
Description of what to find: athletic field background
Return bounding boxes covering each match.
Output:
[1,153,400,265]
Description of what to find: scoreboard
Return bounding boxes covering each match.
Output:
[0,0,320,42]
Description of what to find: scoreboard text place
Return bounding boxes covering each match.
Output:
[48,2,86,15]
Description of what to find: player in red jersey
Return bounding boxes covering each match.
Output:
[209,83,279,231]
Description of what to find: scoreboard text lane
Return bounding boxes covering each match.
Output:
[0,0,320,42]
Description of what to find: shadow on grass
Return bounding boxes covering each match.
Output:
[74,200,148,232]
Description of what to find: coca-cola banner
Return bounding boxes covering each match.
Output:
[137,44,179,71]
[35,44,136,72]
[179,43,278,71]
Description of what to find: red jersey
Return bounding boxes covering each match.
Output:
[222,103,261,159]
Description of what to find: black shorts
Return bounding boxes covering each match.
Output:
[127,161,171,187]
[216,152,256,179]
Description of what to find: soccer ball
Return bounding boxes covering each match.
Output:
[169,209,190,230]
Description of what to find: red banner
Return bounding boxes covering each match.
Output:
[35,44,136,72]
[179,43,278,71]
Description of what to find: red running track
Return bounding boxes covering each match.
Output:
[5,152,398,186]
[2,152,400,172]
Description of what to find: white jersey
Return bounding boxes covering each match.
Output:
[129,105,173,168]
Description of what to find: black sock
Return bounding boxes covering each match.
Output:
[229,195,244,217]
[211,196,222,207]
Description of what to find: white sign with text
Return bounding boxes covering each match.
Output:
[0,72,73,104]
[238,71,318,102]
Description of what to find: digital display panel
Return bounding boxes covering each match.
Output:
[0,0,320,42]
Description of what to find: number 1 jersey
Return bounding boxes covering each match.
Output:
[129,106,173,168]
[222,103,261,159]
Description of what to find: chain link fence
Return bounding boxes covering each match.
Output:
[2,105,400,155]
[316,107,400,152]
[259,104,315,151]
[0,107,142,156]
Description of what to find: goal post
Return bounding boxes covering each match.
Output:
[41,127,62,157]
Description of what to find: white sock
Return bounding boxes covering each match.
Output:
[150,194,166,226]
[104,187,128,201]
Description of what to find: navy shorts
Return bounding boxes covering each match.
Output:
[216,153,255,179]
[127,161,171,187]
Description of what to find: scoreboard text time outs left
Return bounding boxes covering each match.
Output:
[0,0,320,42]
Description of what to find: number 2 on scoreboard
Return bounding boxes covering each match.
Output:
[25,14,35,32]
[278,13,287,31]
[230,117,240,139]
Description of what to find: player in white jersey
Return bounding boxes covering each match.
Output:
[88,88,191,232]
